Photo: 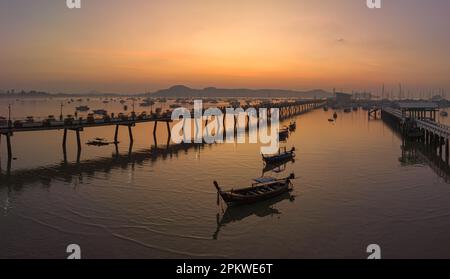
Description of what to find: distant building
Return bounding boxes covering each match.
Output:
[431,95,443,102]
[335,92,352,104]
[352,91,372,101]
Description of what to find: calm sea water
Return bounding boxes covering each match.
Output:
[1,98,450,259]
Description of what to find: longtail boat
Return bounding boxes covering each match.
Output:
[87,138,112,146]
[289,121,296,131]
[213,173,295,206]
[262,147,295,165]
[279,127,290,141]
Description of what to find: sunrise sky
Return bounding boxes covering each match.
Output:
[0,0,449,95]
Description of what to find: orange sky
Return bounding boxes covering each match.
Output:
[0,0,449,95]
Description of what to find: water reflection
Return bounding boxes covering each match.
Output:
[213,192,295,240]
[3,104,450,258]
[0,142,207,189]
[262,158,295,175]
[385,119,450,183]
[400,140,450,182]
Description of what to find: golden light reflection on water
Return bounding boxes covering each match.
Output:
[1,99,450,258]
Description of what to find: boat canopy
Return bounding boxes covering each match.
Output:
[253,177,277,184]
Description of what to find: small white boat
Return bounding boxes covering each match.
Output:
[93,109,108,115]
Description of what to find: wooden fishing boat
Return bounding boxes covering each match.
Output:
[289,121,296,131]
[213,173,295,206]
[279,127,289,140]
[262,147,295,165]
[87,138,111,146]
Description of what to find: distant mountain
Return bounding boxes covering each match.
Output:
[0,90,122,98]
[151,85,331,99]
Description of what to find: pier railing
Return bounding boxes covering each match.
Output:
[416,119,450,138]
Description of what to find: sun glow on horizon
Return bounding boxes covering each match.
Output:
[0,0,449,95]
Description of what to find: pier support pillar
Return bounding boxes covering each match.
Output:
[114,143,119,158]
[223,114,227,131]
[446,139,449,163]
[429,132,433,147]
[114,125,119,143]
[153,121,158,137]
[166,121,171,139]
[76,146,81,163]
[434,134,439,153]
[128,125,134,143]
[71,129,81,151]
[63,128,68,148]
[6,133,12,160]
[76,129,81,151]
[245,115,250,131]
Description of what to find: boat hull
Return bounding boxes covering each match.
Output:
[262,152,295,165]
[219,182,291,206]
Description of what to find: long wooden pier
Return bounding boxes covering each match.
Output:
[0,99,325,165]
